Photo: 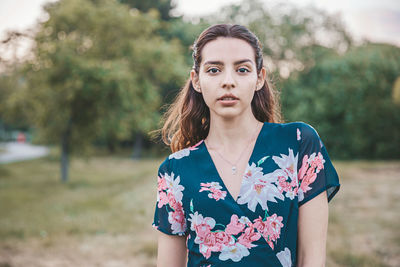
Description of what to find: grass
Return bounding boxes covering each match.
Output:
[0,156,399,266]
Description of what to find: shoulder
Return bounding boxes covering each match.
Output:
[291,121,320,141]
[269,121,322,145]
[291,121,324,151]
[266,121,317,138]
[158,140,204,172]
[158,155,171,174]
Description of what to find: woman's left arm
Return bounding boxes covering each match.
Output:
[297,191,329,267]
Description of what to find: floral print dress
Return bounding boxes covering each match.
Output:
[152,121,340,266]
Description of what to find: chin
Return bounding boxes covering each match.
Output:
[214,109,243,120]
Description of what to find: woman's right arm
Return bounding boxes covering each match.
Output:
[157,232,187,267]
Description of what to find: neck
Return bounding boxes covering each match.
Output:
[206,113,263,151]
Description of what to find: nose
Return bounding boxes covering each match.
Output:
[221,69,236,89]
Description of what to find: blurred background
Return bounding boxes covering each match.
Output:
[0,0,399,266]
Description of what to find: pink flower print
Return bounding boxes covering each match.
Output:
[194,221,213,240]
[157,174,168,191]
[168,207,186,234]
[278,176,291,194]
[156,171,186,234]
[210,189,227,201]
[214,231,234,248]
[253,217,268,234]
[199,182,227,201]
[190,139,204,150]
[312,152,325,173]
[225,215,245,236]
[157,191,169,208]
[297,152,325,201]
[237,223,261,249]
[267,214,283,241]
[253,214,283,250]
[189,212,217,251]
[201,231,227,258]
[167,192,178,210]
[297,128,301,141]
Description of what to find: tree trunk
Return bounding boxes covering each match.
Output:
[131,132,143,159]
[61,118,72,182]
[107,138,116,153]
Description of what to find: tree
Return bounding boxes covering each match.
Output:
[205,0,352,78]
[118,0,175,21]
[281,43,400,159]
[8,0,187,181]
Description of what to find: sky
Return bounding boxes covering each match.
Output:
[0,0,399,60]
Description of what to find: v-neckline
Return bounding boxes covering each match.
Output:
[202,122,267,202]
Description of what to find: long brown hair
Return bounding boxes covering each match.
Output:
[160,24,282,152]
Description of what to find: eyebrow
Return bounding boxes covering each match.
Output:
[203,59,253,66]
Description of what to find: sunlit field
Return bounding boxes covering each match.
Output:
[0,155,399,266]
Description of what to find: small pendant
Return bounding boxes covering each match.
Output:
[232,166,237,175]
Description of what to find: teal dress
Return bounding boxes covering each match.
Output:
[152,121,340,266]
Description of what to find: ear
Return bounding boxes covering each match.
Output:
[256,67,267,91]
[190,70,201,93]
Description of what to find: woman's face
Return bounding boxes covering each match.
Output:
[191,37,265,121]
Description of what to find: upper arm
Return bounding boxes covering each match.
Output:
[153,158,189,266]
[157,232,187,267]
[297,190,328,267]
[295,122,340,266]
[296,122,340,207]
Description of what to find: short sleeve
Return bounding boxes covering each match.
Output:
[152,157,188,236]
[296,123,340,207]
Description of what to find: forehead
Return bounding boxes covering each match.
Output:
[200,37,255,64]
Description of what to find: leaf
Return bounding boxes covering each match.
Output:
[190,199,194,213]
[257,156,269,166]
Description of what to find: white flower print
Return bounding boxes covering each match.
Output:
[168,140,203,160]
[188,212,216,245]
[297,188,304,202]
[237,163,284,212]
[169,148,191,160]
[164,172,184,203]
[276,247,292,267]
[297,128,301,141]
[189,212,216,228]
[285,189,296,200]
[168,208,186,234]
[238,216,250,225]
[272,148,298,183]
[219,242,250,262]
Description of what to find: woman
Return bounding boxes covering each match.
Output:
[152,24,340,266]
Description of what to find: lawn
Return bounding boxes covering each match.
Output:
[0,156,399,266]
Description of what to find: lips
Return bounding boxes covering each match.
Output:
[218,94,239,101]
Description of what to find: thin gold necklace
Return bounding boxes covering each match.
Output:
[205,123,262,175]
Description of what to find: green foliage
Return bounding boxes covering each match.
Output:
[205,0,352,77]
[156,18,210,103]
[118,0,175,21]
[12,0,187,152]
[0,73,30,129]
[282,43,400,159]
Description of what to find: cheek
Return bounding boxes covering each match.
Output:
[198,74,215,88]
